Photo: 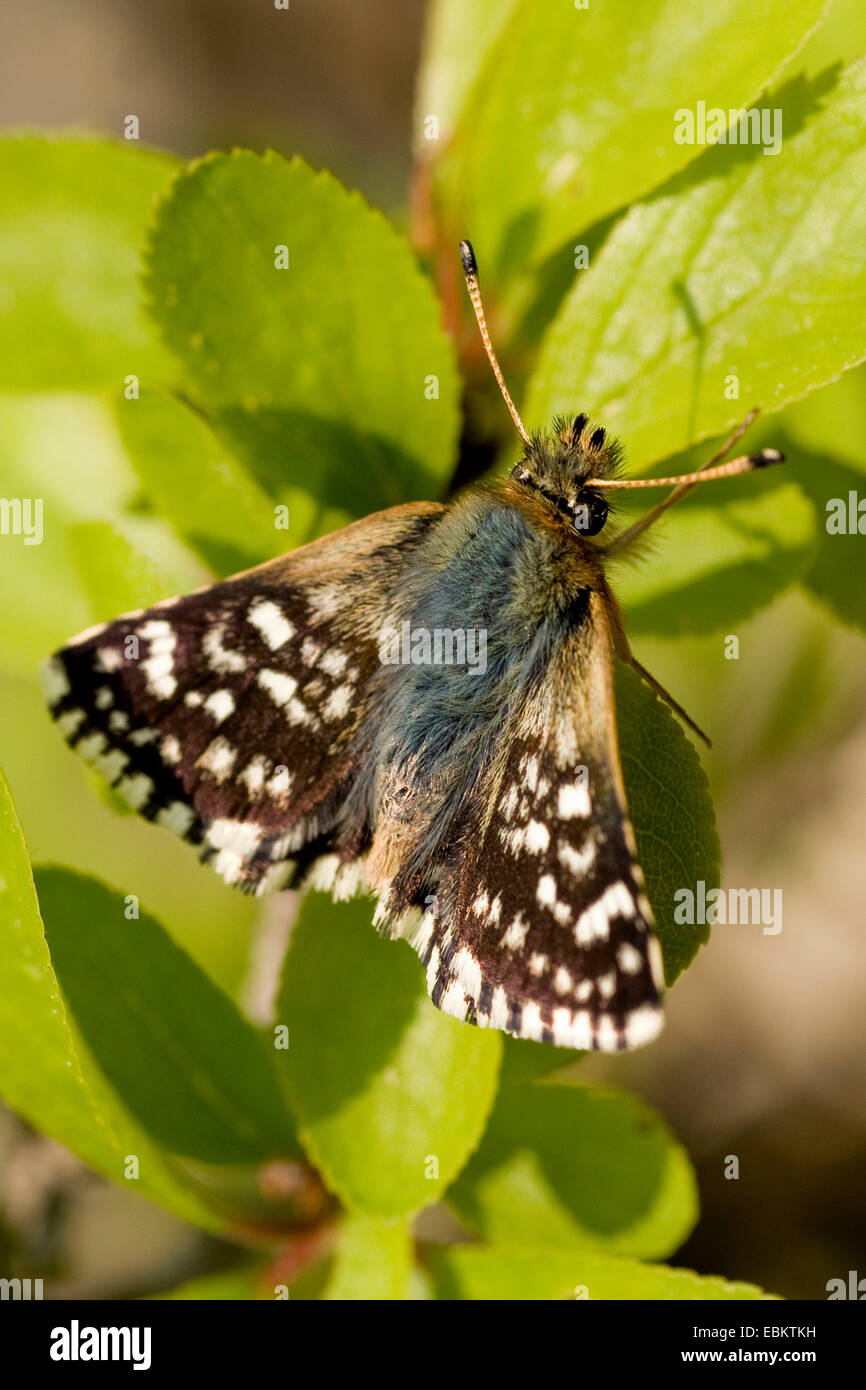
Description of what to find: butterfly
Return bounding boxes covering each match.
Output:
[42,240,783,1052]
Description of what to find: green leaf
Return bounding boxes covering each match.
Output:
[0,393,203,676]
[526,60,866,467]
[321,1213,412,1300]
[413,0,519,149]
[609,450,817,635]
[437,0,826,274]
[429,1245,779,1300]
[0,135,177,390]
[36,867,298,1164]
[152,1268,268,1300]
[276,893,502,1216]
[781,0,866,80]
[113,389,282,574]
[498,1033,583,1085]
[0,770,223,1230]
[615,662,720,985]
[784,441,866,629]
[0,394,129,674]
[143,152,460,539]
[448,1079,697,1259]
[66,519,197,619]
[784,361,866,476]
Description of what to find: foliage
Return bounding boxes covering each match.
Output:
[2,0,866,1299]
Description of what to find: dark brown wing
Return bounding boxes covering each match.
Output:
[407,591,664,1051]
[42,503,444,894]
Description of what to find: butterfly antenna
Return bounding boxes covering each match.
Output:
[588,449,784,489]
[459,240,530,446]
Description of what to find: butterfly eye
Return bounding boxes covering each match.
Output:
[572,490,609,536]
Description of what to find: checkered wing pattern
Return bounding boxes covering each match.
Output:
[42,503,443,894]
[409,594,665,1051]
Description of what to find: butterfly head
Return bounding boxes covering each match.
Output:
[512,414,623,538]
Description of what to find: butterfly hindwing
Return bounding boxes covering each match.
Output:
[43,503,444,893]
[409,592,665,1052]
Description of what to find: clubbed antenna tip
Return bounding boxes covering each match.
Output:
[459,239,478,279]
[458,239,529,445]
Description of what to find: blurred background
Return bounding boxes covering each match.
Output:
[0,0,864,1300]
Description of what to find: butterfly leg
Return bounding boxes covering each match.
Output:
[605,586,712,747]
[605,408,760,557]
[625,653,711,748]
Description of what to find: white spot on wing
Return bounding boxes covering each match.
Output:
[96,647,123,672]
[452,946,483,1003]
[519,1002,544,1041]
[196,737,236,782]
[139,620,178,700]
[204,626,246,674]
[156,801,197,836]
[536,874,557,907]
[597,970,617,1000]
[207,818,263,856]
[558,781,591,819]
[41,657,70,707]
[240,755,268,795]
[129,727,155,746]
[267,766,293,797]
[525,820,550,853]
[323,684,352,722]
[117,772,154,810]
[161,735,181,765]
[558,839,595,877]
[94,748,128,782]
[618,942,643,975]
[203,689,235,724]
[623,1005,664,1049]
[319,648,349,678]
[648,934,665,990]
[490,986,510,1030]
[574,881,636,946]
[502,915,529,951]
[257,668,298,707]
[553,966,573,996]
[439,979,470,1021]
[248,599,295,651]
[76,731,107,762]
[57,708,85,738]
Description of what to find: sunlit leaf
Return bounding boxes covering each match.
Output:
[0,135,177,390]
[449,1078,698,1258]
[527,61,866,467]
[277,893,501,1216]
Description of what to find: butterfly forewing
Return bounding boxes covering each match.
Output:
[43,503,444,894]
